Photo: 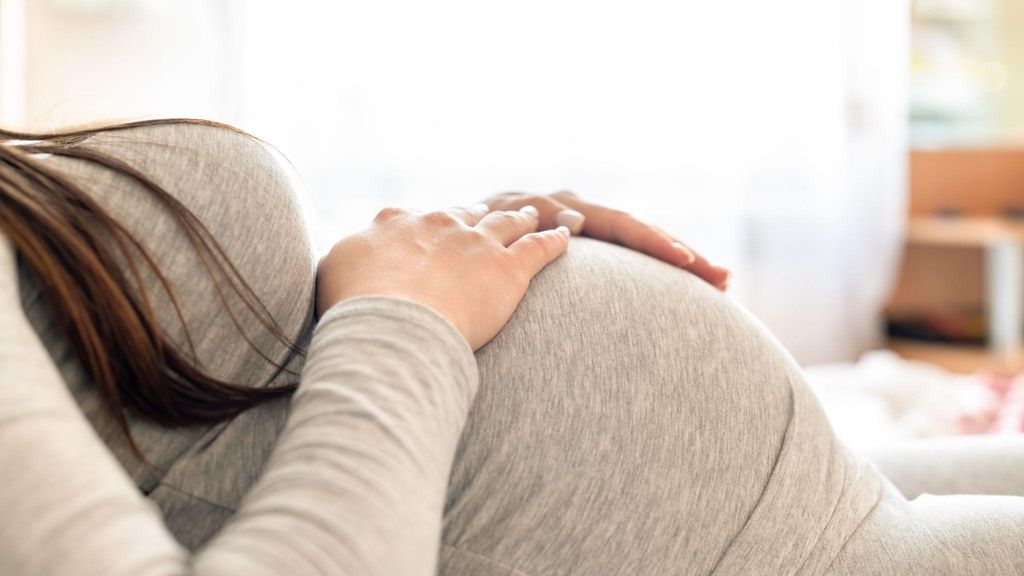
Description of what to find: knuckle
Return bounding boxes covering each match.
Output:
[493,210,522,225]
[374,206,405,222]
[610,208,634,222]
[423,210,457,226]
[534,195,564,212]
[550,189,577,200]
[465,226,489,242]
[528,233,563,264]
[500,192,547,211]
[523,233,549,253]
[545,231,568,254]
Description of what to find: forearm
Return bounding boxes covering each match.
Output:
[1,230,478,576]
[196,297,478,575]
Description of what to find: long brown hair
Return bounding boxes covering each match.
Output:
[0,119,301,450]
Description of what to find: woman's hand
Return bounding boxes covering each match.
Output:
[483,190,731,290]
[316,204,570,350]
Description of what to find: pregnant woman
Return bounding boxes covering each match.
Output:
[1,119,1022,576]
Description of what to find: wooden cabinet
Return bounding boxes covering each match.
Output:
[886,149,1024,373]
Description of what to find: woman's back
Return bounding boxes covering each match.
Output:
[4,121,1024,575]
[15,122,315,547]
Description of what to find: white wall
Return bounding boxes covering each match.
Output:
[4,0,911,366]
[20,0,232,130]
[0,0,27,125]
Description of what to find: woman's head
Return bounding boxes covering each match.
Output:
[0,119,308,451]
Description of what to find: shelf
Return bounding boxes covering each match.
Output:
[907,215,1024,248]
[895,147,1024,375]
[887,338,1024,374]
[902,216,1024,359]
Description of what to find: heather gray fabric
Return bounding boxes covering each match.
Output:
[1,122,1023,575]
[866,436,1024,499]
[13,124,316,549]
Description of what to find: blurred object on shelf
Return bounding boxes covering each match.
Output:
[886,306,987,344]
[1004,204,1024,220]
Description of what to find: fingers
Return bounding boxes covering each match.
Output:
[552,194,732,291]
[674,240,731,290]
[509,227,571,277]
[652,228,729,290]
[446,203,491,226]
[554,207,585,235]
[483,191,733,289]
[476,205,541,246]
[639,224,695,267]
[549,190,588,234]
[483,192,585,234]
[584,208,699,272]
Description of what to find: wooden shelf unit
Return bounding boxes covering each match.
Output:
[907,215,1024,247]
[888,338,1024,374]
[885,148,1024,374]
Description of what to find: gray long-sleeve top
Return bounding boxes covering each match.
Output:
[0,233,479,575]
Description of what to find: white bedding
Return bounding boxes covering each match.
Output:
[806,351,1023,451]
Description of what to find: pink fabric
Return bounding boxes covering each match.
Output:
[959,373,1024,434]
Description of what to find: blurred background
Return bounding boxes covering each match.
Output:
[2,0,1024,447]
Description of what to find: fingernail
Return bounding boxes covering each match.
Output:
[473,202,491,213]
[519,204,539,218]
[717,271,732,290]
[555,209,585,234]
[556,225,571,237]
[672,241,696,264]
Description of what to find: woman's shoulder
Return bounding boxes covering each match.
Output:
[71,120,302,196]
[37,120,314,268]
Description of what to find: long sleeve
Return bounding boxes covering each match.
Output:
[0,235,479,576]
